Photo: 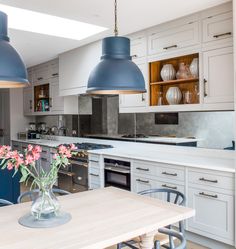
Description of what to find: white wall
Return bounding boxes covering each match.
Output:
[9,88,34,140]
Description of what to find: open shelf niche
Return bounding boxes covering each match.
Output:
[149,53,199,106]
[34,83,50,112]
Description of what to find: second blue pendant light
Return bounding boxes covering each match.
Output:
[87,0,146,94]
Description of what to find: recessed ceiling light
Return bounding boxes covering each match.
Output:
[0,4,108,40]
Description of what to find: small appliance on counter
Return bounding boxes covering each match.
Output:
[27,122,40,139]
[17,132,27,140]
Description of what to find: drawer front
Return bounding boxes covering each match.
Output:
[156,165,185,182]
[202,11,233,44]
[188,187,234,244]
[33,65,50,83]
[148,21,199,55]
[41,147,50,160]
[134,161,184,181]
[89,154,100,163]
[132,174,156,196]
[188,169,234,191]
[130,35,147,59]
[89,167,100,185]
[133,161,157,176]
[89,160,100,169]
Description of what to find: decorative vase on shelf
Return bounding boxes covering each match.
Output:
[160,64,176,81]
[190,58,199,78]
[166,87,182,105]
[176,62,191,79]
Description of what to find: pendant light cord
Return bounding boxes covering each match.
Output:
[114,0,118,36]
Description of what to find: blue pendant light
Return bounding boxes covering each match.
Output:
[0,11,28,88]
[87,0,146,94]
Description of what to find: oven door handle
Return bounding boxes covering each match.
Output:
[105,166,130,174]
[70,159,88,167]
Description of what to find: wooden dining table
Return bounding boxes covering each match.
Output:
[0,187,195,249]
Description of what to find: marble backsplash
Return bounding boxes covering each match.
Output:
[35,96,235,150]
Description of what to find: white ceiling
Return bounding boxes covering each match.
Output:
[0,0,231,67]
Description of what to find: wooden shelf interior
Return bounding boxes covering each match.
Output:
[149,53,199,106]
[34,84,50,112]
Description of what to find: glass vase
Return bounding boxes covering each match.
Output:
[31,180,60,220]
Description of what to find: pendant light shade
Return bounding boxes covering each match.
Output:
[87,0,146,94]
[87,36,146,94]
[0,11,28,88]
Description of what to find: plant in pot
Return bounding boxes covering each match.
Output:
[0,143,77,222]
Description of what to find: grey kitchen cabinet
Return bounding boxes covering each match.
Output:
[130,32,147,59]
[88,154,101,190]
[50,77,64,113]
[148,17,200,56]
[119,58,148,110]
[203,46,234,104]
[25,59,79,115]
[187,168,235,245]
[59,40,101,96]
[202,11,233,44]
[188,188,234,245]
[23,87,33,116]
[11,141,21,151]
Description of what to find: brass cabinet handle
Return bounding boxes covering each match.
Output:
[141,94,145,102]
[49,98,52,108]
[89,160,99,163]
[204,79,208,97]
[90,173,99,177]
[136,167,149,172]
[131,54,138,58]
[162,184,177,190]
[213,32,231,38]
[37,77,43,81]
[136,179,149,184]
[163,45,177,50]
[29,100,33,110]
[162,171,177,176]
[52,73,59,77]
[199,192,218,198]
[199,177,218,183]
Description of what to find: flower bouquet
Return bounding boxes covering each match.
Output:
[0,143,77,222]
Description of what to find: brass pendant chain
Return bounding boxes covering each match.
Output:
[114,0,118,36]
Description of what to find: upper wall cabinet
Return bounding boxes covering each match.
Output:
[119,2,233,113]
[130,32,147,59]
[59,41,101,96]
[119,58,148,110]
[202,12,233,44]
[25,59,79,116]
[148,17,200,56]
[202,2,233,48]
[203,46,234,104]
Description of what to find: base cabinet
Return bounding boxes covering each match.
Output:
[188,187,234,245]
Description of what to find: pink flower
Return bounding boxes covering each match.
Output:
[70,144,77,150]
[28,144,33,151]
[7,161,14,170]
[65,151,72,158]
[59,145,67,155]
[25,154,34,165]
[53,153,59,159]
[34,145,42,153]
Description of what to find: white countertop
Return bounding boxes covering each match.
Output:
[12,136,236,173]
[84,134,200,144]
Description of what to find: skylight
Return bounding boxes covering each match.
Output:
[0,4,108,40]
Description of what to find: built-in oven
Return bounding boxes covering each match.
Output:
[58,158,88,193]
[104,158,131,190]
